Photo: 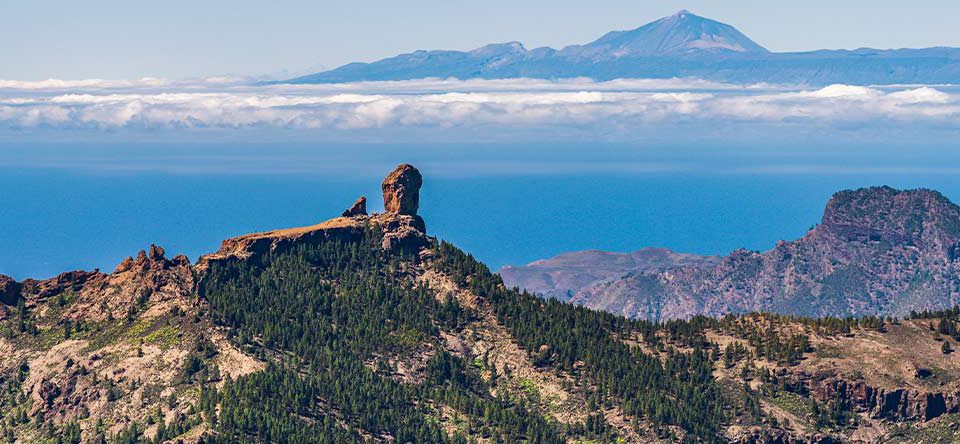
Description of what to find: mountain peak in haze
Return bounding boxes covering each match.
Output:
[285,10,960,85]
[579,9,768,56]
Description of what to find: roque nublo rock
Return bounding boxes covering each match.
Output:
[382,163,423,215]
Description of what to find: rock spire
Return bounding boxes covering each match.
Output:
[382,164,422,215]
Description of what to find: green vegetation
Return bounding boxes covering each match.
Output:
[887,413,960,444]
[13,222,960,442]
[436,241,729,442]
[199,230,571,443]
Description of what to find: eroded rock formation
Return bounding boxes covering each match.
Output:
[0,274,21,305]
[512,186,960,321]
[382,164,422,215]
[795,370,960,422]
[342,196,367,217]
[200,164,430,268]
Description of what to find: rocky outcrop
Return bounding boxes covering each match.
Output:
[0,275,21,305]
[61,244,195,322]
[519,187,960,321]
[377,213,429,253]
[342,196,367,217]
[21,270,106,299]
[199,165,430,270]
[729,428,843,444]
[794,370,960,422]
[382,164,422,215]
[7,248,257,439]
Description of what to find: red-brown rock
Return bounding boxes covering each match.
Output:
[382,164,422,215]
[342,196,367,217]
[0,275,21,305]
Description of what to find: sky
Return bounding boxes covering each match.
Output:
[2,0,959,80]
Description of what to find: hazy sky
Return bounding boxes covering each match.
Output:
[3,0,959,80]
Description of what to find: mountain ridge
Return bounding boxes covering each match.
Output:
[502,186,960,321]
[284,11,960,85]
[3,167,960,442]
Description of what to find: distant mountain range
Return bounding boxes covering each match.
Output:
[501,186,960,321]
[285,10,960,85]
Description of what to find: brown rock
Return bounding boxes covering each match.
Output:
[148,244,166,261]
[342,196,367,217]
[796,369,960,422]
[376,214,429,252]
[22,270,104,298]
[114,256,135,273]
[382,164,423,215]
[0,275,21,305]
[521,186,960,321]
[172,254,191,267]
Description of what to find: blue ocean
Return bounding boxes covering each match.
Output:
[3,141,960,280]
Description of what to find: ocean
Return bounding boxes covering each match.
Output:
[2,141,960,279]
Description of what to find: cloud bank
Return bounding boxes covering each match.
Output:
[0,78,958,141]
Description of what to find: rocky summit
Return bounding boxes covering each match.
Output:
[3,170,960,443]
[341,196,367,217]
[382,163,423,215]
[504,186,960,321]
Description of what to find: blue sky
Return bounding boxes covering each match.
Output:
[3,0,959,80]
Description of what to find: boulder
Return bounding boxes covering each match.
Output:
[148,244,166,261]
[342,196,367,217]
[0,275,21,305]
[382,164,422,215]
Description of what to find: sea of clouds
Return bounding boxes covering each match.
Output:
[0,77,958,141]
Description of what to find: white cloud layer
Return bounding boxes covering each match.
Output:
[0,78,958,137]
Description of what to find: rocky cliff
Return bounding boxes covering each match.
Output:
[509,186,960,321]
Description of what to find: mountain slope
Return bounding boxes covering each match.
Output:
[285,11,960,85]
[499,247,721,301]
[573,10,768,57]
[0,165,726,443]
[3,166,960,442]
[505,186,960,321]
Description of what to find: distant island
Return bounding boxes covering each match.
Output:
[284,10,960,85]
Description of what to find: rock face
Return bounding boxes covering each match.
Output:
[510,187,960,321]
[382,164,423,215]
[21,270,105,299]
[342,196,367,217]
[0,275,21,305]
[796,370,960,422]
[729,428,842,444]
[41,244,197,322]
